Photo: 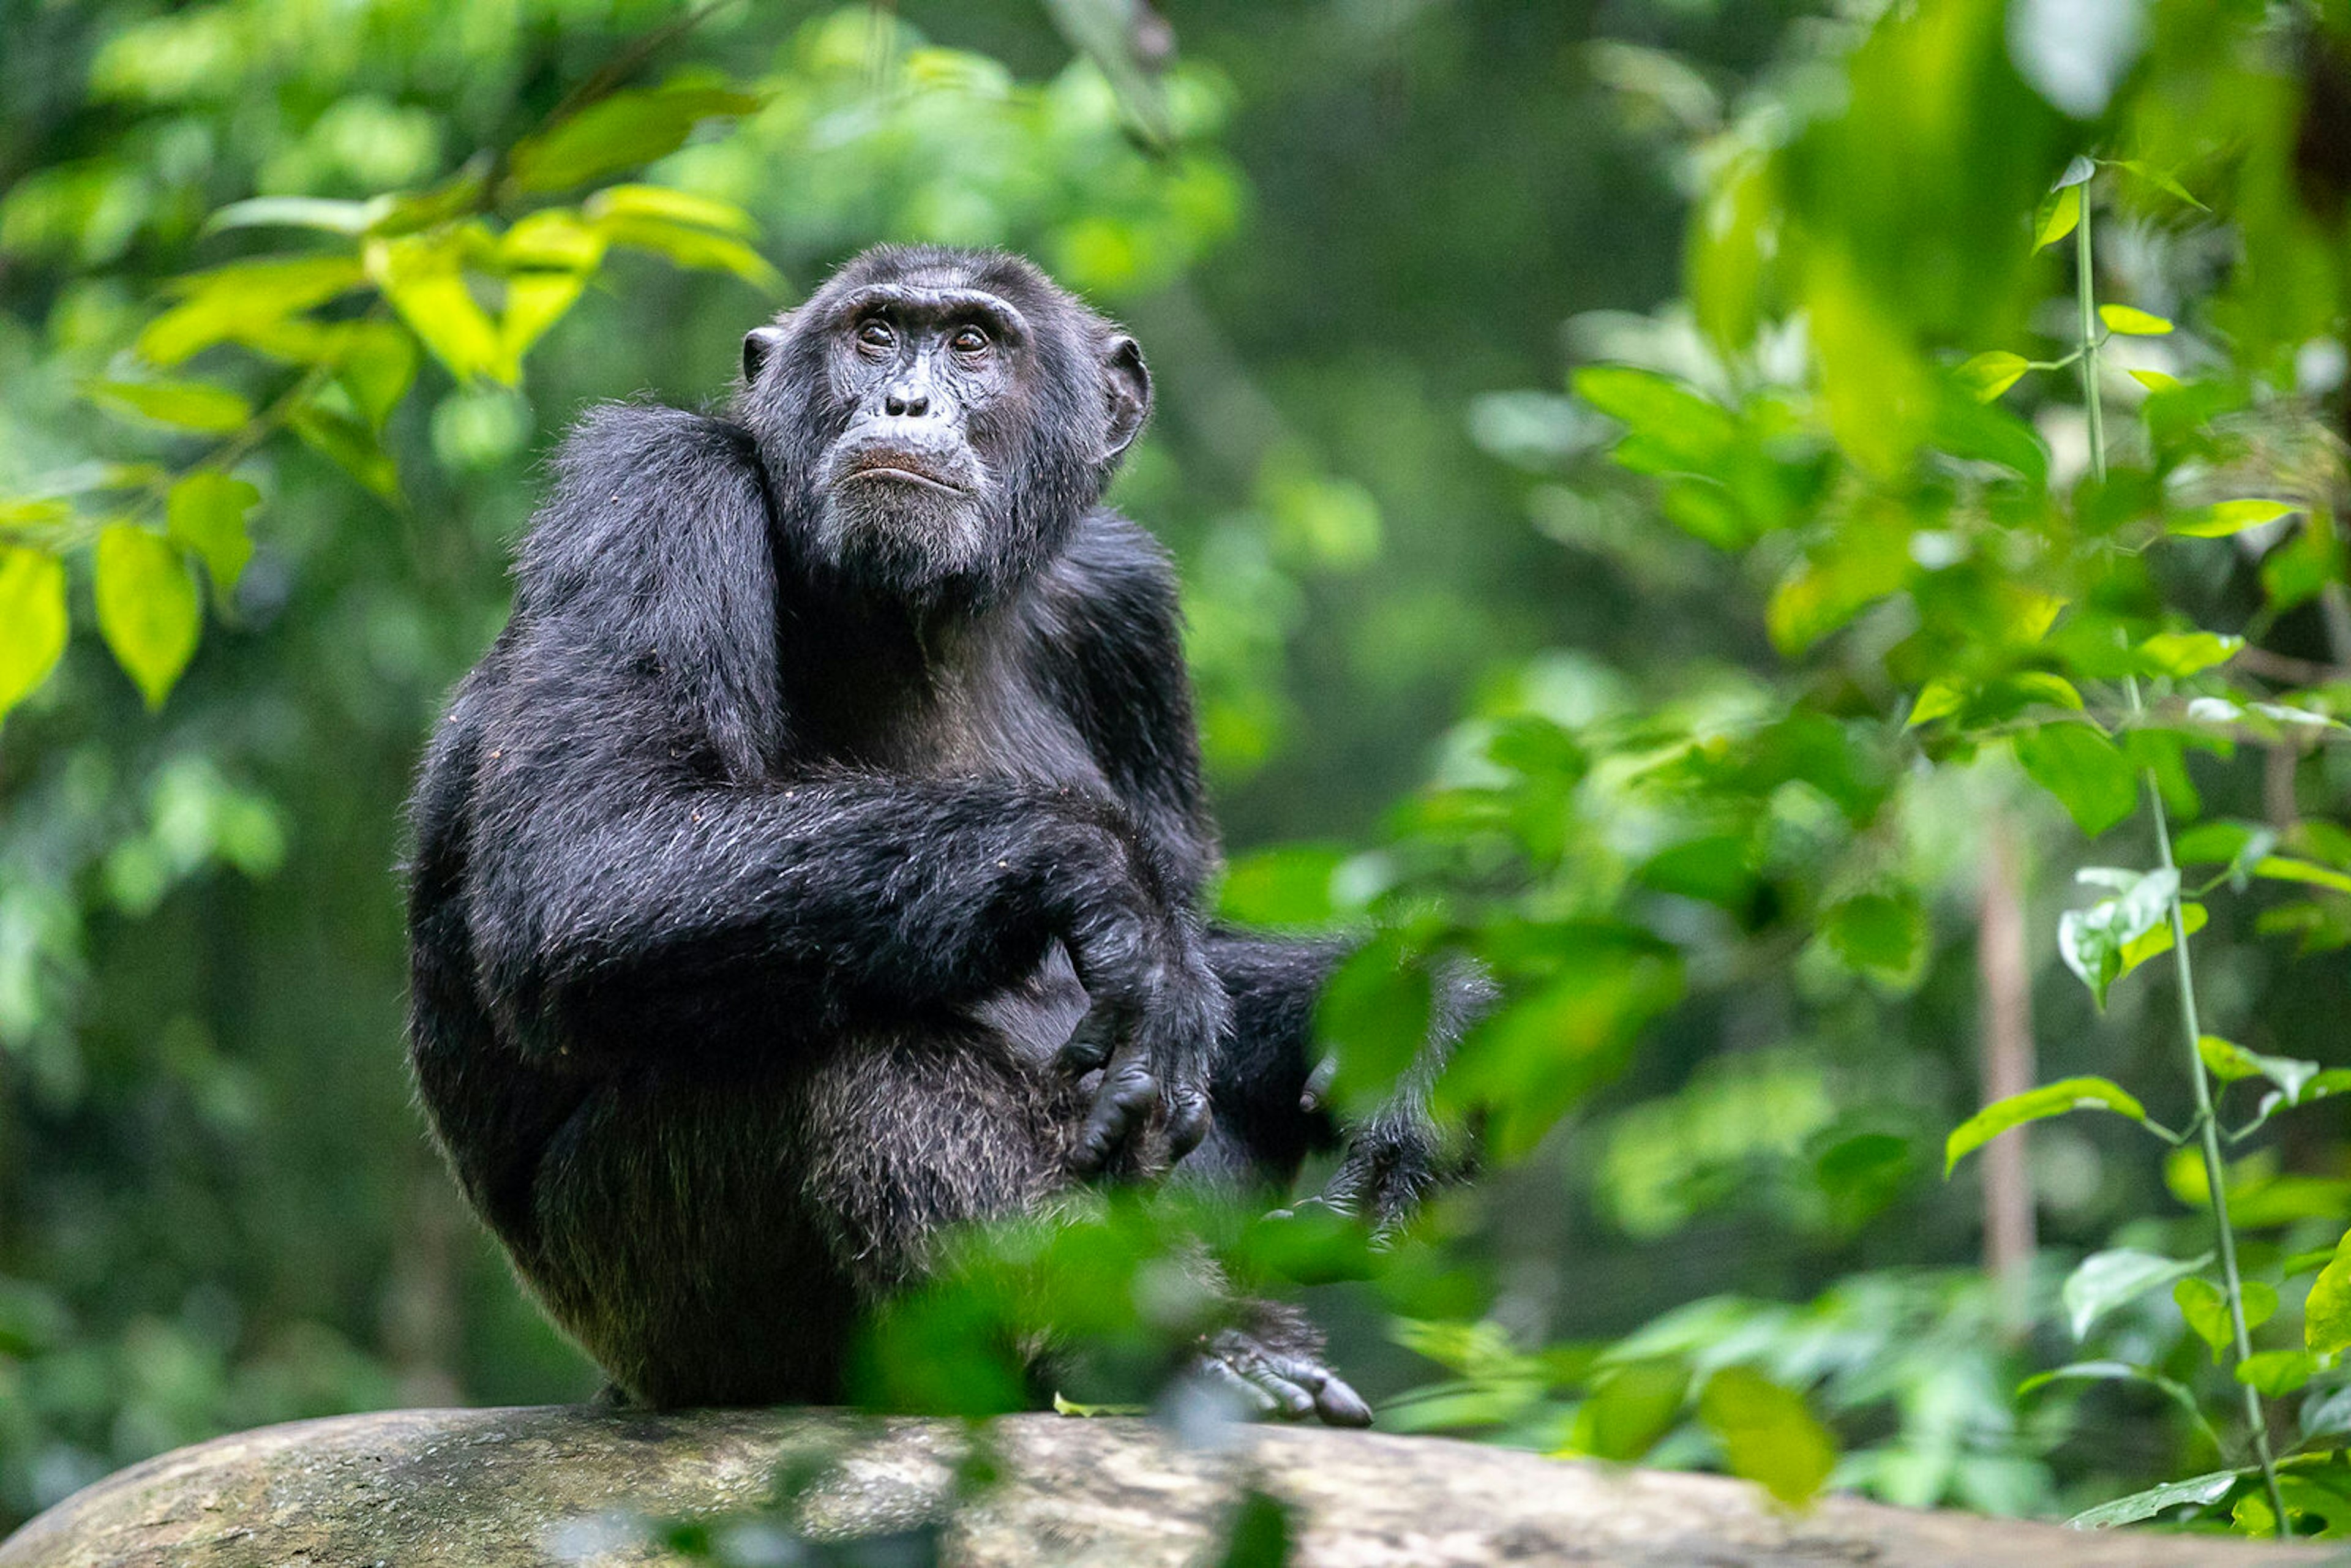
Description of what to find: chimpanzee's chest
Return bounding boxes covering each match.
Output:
[787,628,1109,797]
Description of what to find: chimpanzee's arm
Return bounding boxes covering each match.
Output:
[1030,510,1220,907]
[457,406,1207,1068]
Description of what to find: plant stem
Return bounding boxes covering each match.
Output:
[2081,184,2286,1536]
[2074,196,2105,486]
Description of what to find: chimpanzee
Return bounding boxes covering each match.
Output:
[404,244,1477,1425]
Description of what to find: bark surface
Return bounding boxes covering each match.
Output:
[0,1405,2327,1567]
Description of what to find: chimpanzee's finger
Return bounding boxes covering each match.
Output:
[1164,1086,1214,1161]
[1068,1052,1159,1175]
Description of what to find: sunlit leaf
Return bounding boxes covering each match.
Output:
[2060,1250,2210,1340]
[2099,304,2172,336]
[2033,183,2081,252]
[89,378,252,433]
[2170,499,2297,538]
[500,272,587,362]
[2237,1349,2315,1396]
[138,257,367,366]
[2252,856,2351,897]
[1955,350,2030,402]
[1698,1367,1834,1509]
[0,545,69,724]
[366,234,509,384]
[1945,1077,2147,1176]
[599,214,781,291]
[165,471,258,599]
[2308,1235,2351,1358]
[94,524,200,708]
[337,323,419,432]
[2134,630,2241,676]
[583,183,759,237]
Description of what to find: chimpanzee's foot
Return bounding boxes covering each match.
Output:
[1192,1326,1373,1427]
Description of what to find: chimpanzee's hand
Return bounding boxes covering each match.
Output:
[1057,906,1228,1176]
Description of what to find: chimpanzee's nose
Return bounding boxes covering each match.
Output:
[883,388,928,418]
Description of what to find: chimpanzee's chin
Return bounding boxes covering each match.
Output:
[813,489,989,602]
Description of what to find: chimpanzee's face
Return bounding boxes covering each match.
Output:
[806,281,1026,587]
[740,249,1150,611]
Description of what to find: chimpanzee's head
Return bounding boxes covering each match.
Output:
[737,246,1150,611]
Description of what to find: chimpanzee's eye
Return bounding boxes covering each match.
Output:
[855,319,894,350]
[950,326,989,354]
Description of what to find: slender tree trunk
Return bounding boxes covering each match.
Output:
[1977,820,2036,1337]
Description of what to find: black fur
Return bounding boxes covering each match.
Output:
[404,246,1472,1416]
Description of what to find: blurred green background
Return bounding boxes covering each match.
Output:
[7,0,2351,1540]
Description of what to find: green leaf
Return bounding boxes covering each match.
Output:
[2014,722,2137,836]
[1049,1393,1147,1417]
[596,214,781,293]
[2115,900,2205,978]
[2307,1236,2351,1357]
[2171,499,2298,538]
[1945,1077,2147,1176]
[2016,1360,2219,1453]
[367,234,509,384]
[289,405,400,500]
[0,545,69,724]
[2061,1250,2212,1340]
[2058,868,2180,1009]
[2065,1470,2240,1529]
[1573,1358,1687,1463]
[2175,1277,2242,1361]
[2099,304,2173,336]
[165,472,258,600]
[205,195,383,234]
[1955,350,2030,402]
[93,524,200,708]
[137,257,367,367]
[2135,631,2242,677]
[2199,1035,2322,1105]
[583,183,759,238]
[508,81,761,194]
[2253,856,2351,897]
[2238,1350,2315,1396]
[1217,844,1346,927]
[2054,154,2098,189]
[2033,183,2082,252]
[1821,890,1926,982]
[2110,159,2208,210]
[1697,1367,1835,1509]
[1314,937,1433,1117]
[1571,366,1742,479]
[88,378,252,434]
[336,323,419,432]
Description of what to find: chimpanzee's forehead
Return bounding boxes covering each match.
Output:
[817,247,1084,326]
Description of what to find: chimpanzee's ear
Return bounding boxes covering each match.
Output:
[743,323,790,386]
[1101,334,1151,460]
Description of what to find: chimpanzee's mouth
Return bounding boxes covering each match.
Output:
[842,462,966,496]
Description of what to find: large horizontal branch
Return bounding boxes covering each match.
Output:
[0,1405,2326,1567]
